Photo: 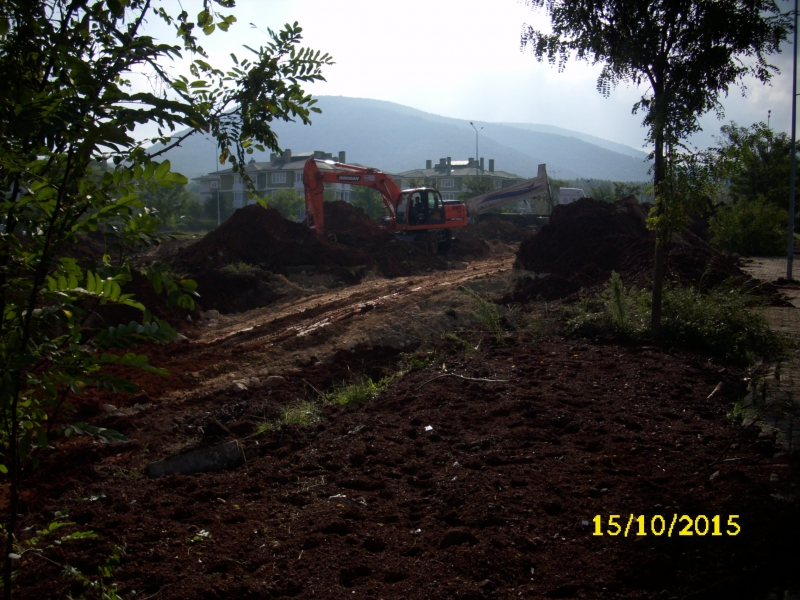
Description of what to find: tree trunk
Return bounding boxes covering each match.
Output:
[650,127,666,338]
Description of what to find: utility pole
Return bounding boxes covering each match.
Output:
[470,122,483,175]
[788,0,798,280]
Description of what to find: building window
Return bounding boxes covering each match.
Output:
[257,173,267,189]
[220,174,234,190]
[210,180,218,189]
[441,178,454,188]
[494,179,502,189]
[271,172,287,184]
[442,192,457,201]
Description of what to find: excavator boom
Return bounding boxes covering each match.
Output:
[303,158,400,234]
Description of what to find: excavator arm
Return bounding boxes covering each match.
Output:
[303,158,402,234]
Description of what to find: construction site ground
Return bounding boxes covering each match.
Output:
[11,204,800,600]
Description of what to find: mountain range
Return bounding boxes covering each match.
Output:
[148,96,652,182]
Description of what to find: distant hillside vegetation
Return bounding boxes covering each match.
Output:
[147,96,651,182]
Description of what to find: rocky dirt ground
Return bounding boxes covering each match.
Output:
[8,202,800,599]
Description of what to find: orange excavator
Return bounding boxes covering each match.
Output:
[302,158,468,254]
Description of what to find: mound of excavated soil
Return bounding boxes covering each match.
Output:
[507,198,773,303]
[322,202,446,277]
[175,203,447,312]
[455,217,536,243]
[176,204,368,272]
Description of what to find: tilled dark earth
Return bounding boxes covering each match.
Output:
[14,337,800,599]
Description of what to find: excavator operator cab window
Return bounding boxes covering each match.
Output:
[422,190,445,224]
[402,189,445,226]
[396,193,409,224]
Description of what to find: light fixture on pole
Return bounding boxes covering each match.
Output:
[788,0,798,280]
[470,121,483,175]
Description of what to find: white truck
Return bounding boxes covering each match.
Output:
[556,187,586,205]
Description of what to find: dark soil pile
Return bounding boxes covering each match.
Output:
[13,340,800,599]
[447,237,491,260]
[176,204,368,273]
[455,217,537,243]
[322,201,446,277]
[507,198,769,302]
[175,203,447,312]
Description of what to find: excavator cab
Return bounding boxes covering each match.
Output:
[396,189,446,226]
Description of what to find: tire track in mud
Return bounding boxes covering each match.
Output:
[200,254,514,351]
[162,255,515,397]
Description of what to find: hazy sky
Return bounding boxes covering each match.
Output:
[139,0,796,152]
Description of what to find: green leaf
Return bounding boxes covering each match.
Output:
[163,172,188,184]
[154,160,171,181]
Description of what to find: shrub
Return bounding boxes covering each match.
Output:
[709,196,788,256]
[266,189,304,221]
[567,272,791,365]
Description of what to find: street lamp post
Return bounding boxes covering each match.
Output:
[788,0,798,280]
[470,121,483,175]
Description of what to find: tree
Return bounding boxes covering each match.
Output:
[613,182,642,201]
[712,121,796,214]
[140,184,193,228]
[588,180,615,202]
[0,2,331,595]
[710,195,788,255]
[351,186,386,220]
[522,0,791,335]
[266,188,304,221]
[457,175,495,201]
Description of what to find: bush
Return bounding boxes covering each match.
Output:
[709,196,788,256]
[568,272,791,365]
[266,189,304,221]
[351,187,386,220]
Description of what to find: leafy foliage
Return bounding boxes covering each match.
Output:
[568,273,792,365]
[710,196,788,256]
[351,187,386,221]
[613,182,642,201]
[0,1,331,595]
[587,181,615,202]
[265,188,304,221]
[711,122,794,210]
[521,0,791,333]
[646,150,716,245]
[457,176,495,201]
[139,184,195,229]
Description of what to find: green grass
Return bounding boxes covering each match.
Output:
[255,400,321,435]
[458,285,504,342]
[324,376,384,405]
[255,352,434,434]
